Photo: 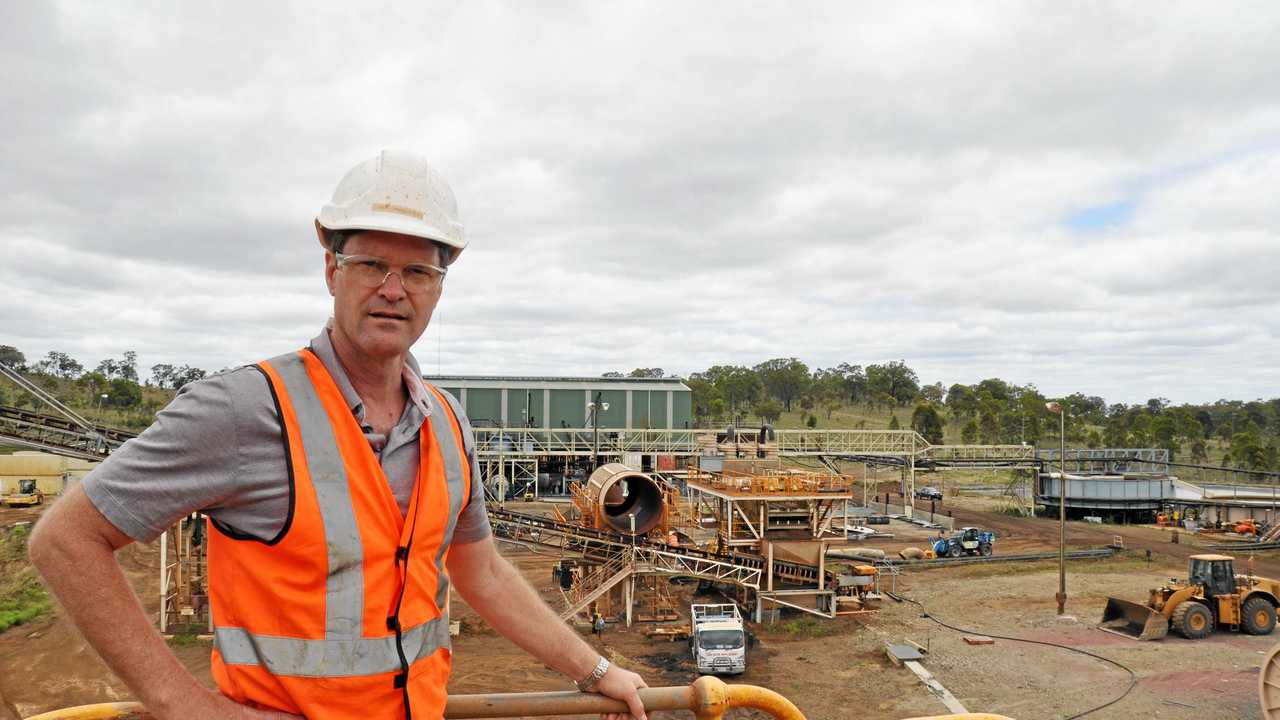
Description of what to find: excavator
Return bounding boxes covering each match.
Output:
[1100,554,1280,640]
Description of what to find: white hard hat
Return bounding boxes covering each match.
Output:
[316,150,466,264]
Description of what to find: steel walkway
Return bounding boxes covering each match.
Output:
[491,508,829,603]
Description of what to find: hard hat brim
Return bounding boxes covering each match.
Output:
[317,214,465,249]
[315,215,466,264]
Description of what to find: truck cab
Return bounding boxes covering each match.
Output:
[690,603,747,675]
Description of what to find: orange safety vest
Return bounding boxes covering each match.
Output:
[207,349,471,720]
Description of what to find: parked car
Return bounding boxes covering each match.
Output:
[915,486,943,500]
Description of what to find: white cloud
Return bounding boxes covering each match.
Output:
[2,1,1279,404]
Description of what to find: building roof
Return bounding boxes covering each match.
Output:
[424,374,691,391]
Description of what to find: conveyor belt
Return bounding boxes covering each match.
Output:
[490,507,833,586]
[0,404,135,460]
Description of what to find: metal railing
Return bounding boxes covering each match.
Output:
[471,427,933,458]
[26,678,1020,719]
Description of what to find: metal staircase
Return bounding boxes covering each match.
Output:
[560,553,636,620]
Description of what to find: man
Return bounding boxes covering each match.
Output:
[29,151,648,720]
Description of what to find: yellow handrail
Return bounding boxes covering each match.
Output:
[445,676,801,719]
[26,704,148,720]
[24,679,1014,720]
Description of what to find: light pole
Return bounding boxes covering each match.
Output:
[97,393,109,422]
[588,393,609,471]
[1046,401,1067,615]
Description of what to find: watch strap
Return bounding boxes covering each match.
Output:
[575,656,610,692]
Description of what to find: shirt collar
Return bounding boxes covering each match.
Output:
[310,324,433,421]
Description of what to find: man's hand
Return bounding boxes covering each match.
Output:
[593,664,648,720]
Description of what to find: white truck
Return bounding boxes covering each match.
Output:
[690,603,747,675]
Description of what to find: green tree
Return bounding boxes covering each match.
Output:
[920,382,945,404]
[172,365,207,388]
[975,378,1011,401]
[755,398,783,424]
[1189,439,1208,464]
[806,414,818,428]
[1086,430,1102,449]
[1150,414,1181,458]
[1103,419,1129,448]
[151,363,177,389]
[1129,414,1153,447]
[888,414,900,430]
[977,403,1000,444]
[0,345,26,370]
[685,375,715,422]
[699,365,763,418]
[910,403,944,444]
[38,351,83,379]
[811,368,847,420]
[754,358,811,412]
[835,363,868,405]
[707,397,727,421]
[945,384,978,425]
[1195,410,1214,439]
[961,420,978,444]
[76,371,109,404]
[865,361,919,406]
[106,377,142,409]
[628,368,664,378]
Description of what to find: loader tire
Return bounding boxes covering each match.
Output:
[1172,601,1214,639]
[979,543,993,557]
[1243,597,1277,635]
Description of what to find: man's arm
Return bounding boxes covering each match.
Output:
[446,537,648,720]
[28,485,296,720]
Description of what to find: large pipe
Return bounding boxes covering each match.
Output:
[584,462,666,535]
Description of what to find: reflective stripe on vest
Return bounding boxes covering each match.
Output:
[422,384,464,612]
[212,350,468,677]
[214,620,452,677]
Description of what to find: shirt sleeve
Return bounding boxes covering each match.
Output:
[438,389,491,543]
[80,367,291,543]
[82,372,241,542]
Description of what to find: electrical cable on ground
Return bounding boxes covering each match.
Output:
[899,595,1137,720]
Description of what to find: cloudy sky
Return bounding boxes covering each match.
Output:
[3,2,1278,405]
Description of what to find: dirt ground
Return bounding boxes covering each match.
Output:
[1,501,1276,720]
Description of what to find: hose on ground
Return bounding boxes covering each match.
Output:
[899,595,1137,720]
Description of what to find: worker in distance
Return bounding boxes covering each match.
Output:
[30,150,649,720]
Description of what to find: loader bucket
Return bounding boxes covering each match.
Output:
[1099,597,1168,640]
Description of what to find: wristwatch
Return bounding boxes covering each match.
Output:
[575,656,611,692]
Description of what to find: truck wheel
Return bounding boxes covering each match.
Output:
[1172,602,1214,639]
[979,544,993,556]
[1243,597,1277,635]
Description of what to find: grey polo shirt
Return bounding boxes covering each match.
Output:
[82,328,490,544]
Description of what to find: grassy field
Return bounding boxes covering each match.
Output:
[0,524,51,632]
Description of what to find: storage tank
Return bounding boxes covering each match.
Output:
[583,463,666,535]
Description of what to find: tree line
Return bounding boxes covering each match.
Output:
[608,358,1280,472]
[3,344,1276,473]
[0,345,206,421]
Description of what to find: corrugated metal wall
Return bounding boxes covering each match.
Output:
[428,382,691,429]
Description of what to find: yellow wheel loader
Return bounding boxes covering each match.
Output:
[1100,554,1280,640]
[1,478,43,507]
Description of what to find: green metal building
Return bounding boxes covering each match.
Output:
[426,375,693,429]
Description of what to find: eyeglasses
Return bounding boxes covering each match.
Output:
[334,253,447,294]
